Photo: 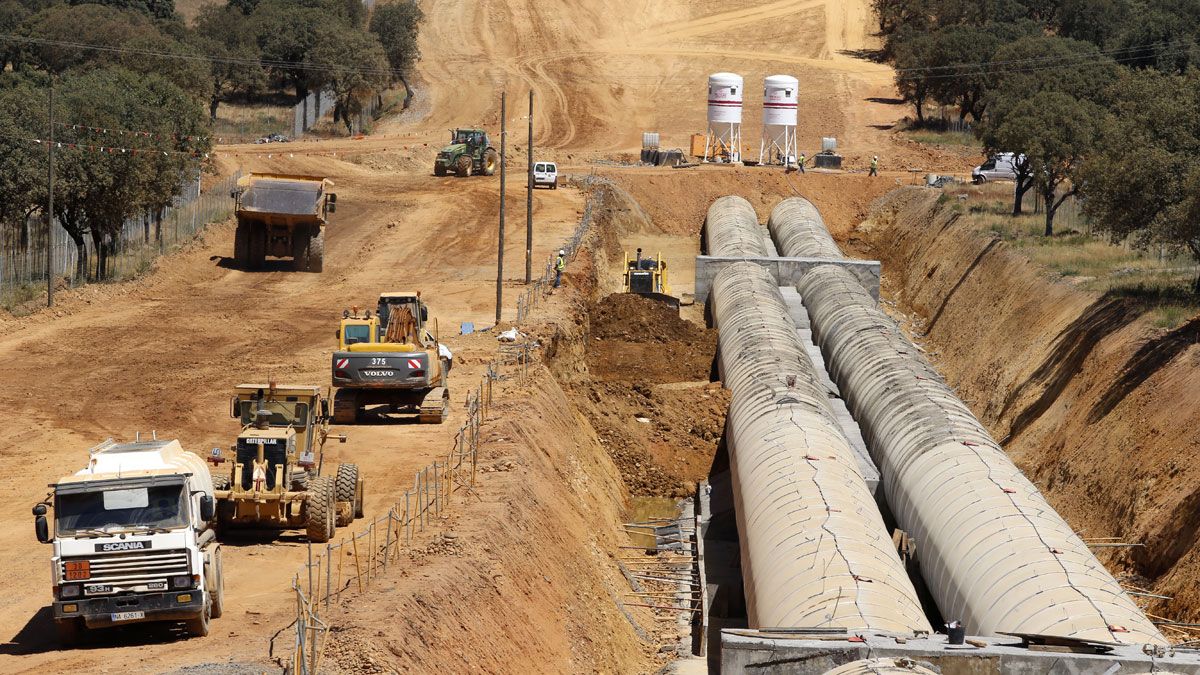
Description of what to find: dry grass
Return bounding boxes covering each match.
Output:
[901,129,979,147]
[943,187,1200,329]
[212,102,293,142]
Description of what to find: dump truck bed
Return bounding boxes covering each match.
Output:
[237,177,326,218]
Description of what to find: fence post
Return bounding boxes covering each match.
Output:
[384,512,393,571]
[324,543,332,609]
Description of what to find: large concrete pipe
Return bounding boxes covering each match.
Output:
[712,262,930,633]
[795,264,1165,645]
[704,195,767,257]
[768,197,843,259]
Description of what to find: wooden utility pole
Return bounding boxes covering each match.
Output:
[46,82,54,308]
[496,92,506,325]
[525,91,534,284]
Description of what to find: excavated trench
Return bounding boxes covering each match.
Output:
[859,188,1200,627]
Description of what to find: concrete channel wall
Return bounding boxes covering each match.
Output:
[710,261,930,633]
[768,196,1166,645]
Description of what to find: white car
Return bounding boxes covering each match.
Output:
[972,153,1024,183]
[533,162,558,189]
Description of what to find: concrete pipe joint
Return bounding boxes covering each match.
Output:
[712,262,930,633]
[795,264,1165,645]
[768,196,843,260]
[704,195,766,257]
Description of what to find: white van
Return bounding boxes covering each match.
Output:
[533,162,558,189]
[972,153,1022,183]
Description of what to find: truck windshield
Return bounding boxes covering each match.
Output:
[56,484,187,536]
[238,400,309,426]
[343,324,372,345]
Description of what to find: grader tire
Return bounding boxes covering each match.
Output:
[305,476,335,543]
[335,464,359,526]
[482,148,498,176]
[454,154,472,177]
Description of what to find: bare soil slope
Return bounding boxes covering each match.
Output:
[862,188,1200,628]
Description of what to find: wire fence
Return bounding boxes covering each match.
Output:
[516,174,614,325]
[0,170,242,310]
[276,370,492,674]
[291,91,385,139]
[278,173,613,674]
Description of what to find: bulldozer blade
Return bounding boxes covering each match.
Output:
[636,292,681,311]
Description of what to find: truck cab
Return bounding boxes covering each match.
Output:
[35,439,222,643]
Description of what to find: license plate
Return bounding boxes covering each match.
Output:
[111,611,145,622]
[85,584,112,595]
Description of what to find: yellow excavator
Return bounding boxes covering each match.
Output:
[623,248,679,310]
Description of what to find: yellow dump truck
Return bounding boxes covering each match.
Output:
[230,173,336,272]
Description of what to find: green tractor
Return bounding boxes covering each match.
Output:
[434,128,499,178]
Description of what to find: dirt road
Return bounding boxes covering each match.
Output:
[0,0,950,671]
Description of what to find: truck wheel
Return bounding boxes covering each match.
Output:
[249,225,267,269]
[434,163,448,177]
[454,154,472,177]
[207,546,225,619]
[307,229,324,273]
[305,476,335,543]
[184,601,211,638]
[233,223,251,267]
[482,148,498,176]
[56,618,81,646]
[335,464,359,526]
[332,389,358,425]
[292,227,312,271]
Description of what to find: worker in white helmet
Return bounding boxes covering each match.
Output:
[870,155,879,177]
[554,249,566,288]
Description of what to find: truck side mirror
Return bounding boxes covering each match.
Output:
[35,515,50,543]
[421,306,428,322]
[199,495,215,522]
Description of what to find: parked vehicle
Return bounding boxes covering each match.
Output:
[533,162,558,189]
[972,153,1022,183]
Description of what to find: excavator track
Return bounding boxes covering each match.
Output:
[332,389,358,425]
[417,387,449,424]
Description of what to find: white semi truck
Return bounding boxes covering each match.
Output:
[33,438,224,643]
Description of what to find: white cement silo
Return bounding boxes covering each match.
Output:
[759,75,799,166]
[705,73,743,163]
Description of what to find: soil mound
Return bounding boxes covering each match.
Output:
[590,293,705,344]
[587,293,716,385]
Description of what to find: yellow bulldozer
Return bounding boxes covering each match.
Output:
[623,248,680,310]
